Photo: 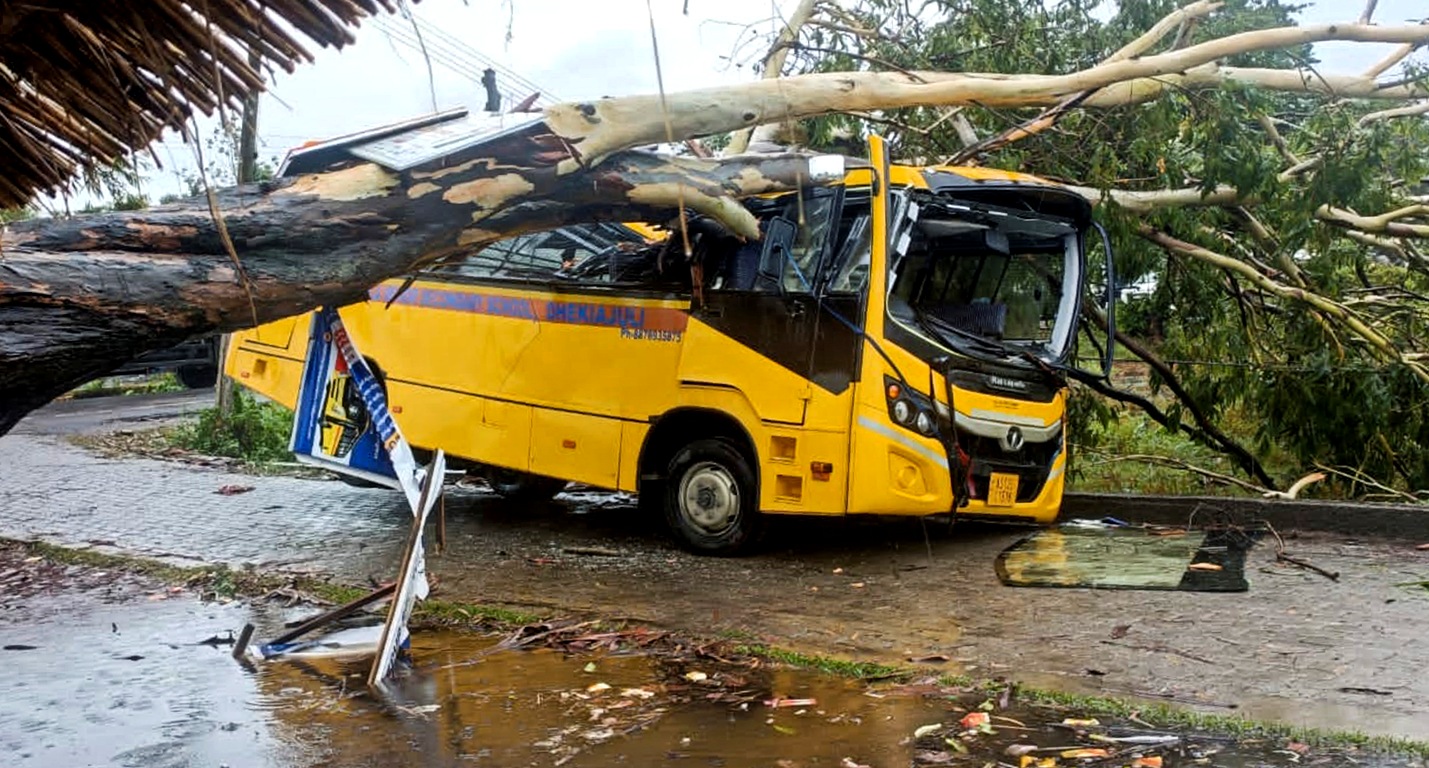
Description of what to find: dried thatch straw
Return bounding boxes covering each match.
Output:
[0,0,400,208]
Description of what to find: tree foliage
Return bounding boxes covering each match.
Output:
[770,0,1429,493]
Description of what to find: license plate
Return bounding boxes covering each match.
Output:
[987,472,1019,507]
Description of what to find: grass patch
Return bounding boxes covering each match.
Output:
[416,599,541,627]
[13,539,539,629]
[171,389,292,464]
[1000,684,1429,759]
[732,643,906,680]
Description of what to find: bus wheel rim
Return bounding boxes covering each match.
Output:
[679,461,739,534]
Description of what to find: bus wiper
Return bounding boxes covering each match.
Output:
[914,309,1011,359]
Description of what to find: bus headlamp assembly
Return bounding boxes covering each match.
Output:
[914,409,937,436]
[885,378,940,438]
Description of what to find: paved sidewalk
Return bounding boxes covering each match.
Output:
[2,395,1427,740]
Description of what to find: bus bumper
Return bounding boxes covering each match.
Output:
[848,406,1065,524]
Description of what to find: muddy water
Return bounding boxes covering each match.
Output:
[1,580,1421,768]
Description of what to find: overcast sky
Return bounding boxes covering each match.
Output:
[123,0,1425,202]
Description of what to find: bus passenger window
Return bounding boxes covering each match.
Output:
[421,224,651,284]
[705,192,839,295]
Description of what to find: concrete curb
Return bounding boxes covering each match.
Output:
[1062,492,1429,540]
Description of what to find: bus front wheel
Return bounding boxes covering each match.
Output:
[664,439,761,555]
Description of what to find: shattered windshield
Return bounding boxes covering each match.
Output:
[888,202,1080,361]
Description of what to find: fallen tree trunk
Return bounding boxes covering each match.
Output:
[0,148,821,433]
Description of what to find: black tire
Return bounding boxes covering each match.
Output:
[664,438,761,555]
[176,364,218,389]
[336,473,387,489]
[487,468,568,504]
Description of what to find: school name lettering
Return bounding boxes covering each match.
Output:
[369,285,667,332]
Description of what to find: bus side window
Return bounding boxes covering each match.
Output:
[708,193,838,295]
[422,225,646,283]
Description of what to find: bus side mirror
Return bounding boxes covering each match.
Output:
[1091,222,1117,378]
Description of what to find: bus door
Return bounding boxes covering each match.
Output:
[680,187,846,426]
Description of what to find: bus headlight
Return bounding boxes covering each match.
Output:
[891,398,914,425]
[914,410,937,436]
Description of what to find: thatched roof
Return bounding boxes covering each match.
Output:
[0,0,398,208]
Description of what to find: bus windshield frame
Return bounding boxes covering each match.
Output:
[885,192,1084,366]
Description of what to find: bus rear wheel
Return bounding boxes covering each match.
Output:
[664,439,760,555]
[487,468,568,504]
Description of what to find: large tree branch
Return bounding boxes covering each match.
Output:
[949,0,1224,163]
[1138,225,1429,385]
[544,22,1429,170]
[0,149,826,433]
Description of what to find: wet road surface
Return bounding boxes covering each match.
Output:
[2,393,1428,741]
[3,548,1419,768]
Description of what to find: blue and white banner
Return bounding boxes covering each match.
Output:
[291,307,426,509]
[288,306,442,682]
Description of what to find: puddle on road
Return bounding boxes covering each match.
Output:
[1,582,1420,768]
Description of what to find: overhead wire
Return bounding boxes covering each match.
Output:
[367,14,560,107]
[410,16,558,100]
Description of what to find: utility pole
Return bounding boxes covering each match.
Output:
[238,53,260,186]
[216,47,262,415]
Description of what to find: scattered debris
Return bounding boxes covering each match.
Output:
[1264,521,1339,581]
[562,546,621,557]
[959,711,990,730]
[684,671,709,683]
[1100,640,1215,665]
[267,583,395,647]
[765,697,817,708]
[232,624,254,660]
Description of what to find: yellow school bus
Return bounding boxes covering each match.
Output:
[229,133,1113,554]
